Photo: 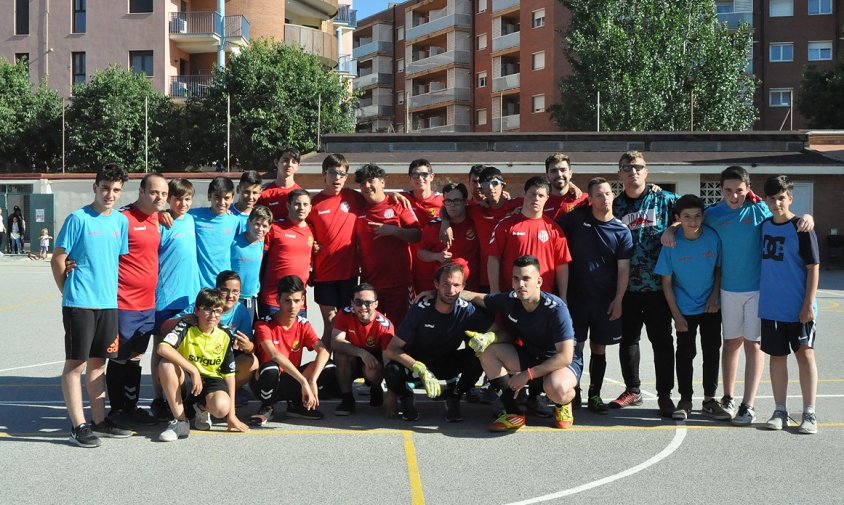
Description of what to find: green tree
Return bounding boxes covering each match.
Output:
[65,65,173,172]
[551,0,757,131]
[189,39,357,169]
[798,62,844,129]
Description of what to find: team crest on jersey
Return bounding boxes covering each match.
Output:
[291,339,301,352]
[340,201,350,213]
[384,209,395,219]
[427,208,438,218]
[538,230,549,243]
[308,236,314,247]
[465,229,476,240]
[366,335,376,347]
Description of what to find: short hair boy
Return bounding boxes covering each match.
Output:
[157,288,250,441]
[231,204,272,320]
[257,146,302,221]
[191,176,245,289]
[231,170,263,221]
[759,175,820,434]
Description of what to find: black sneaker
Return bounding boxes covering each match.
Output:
[369,385,384,407]
[335,397,356,416]
[286,402,324,420]
[587,395,609,415]
[91,418,133,438]
[445,395,463,423]
[149,398,173,421]
[70,423,101,448]
[249,404,274,427]
[572,387,582,410]
[109,406,157,427]
[400,395,419,421]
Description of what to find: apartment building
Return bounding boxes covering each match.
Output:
[3,0,341,99]
[354,0,842,132]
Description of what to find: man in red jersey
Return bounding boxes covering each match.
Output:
[404,159,444,293]
[467,164,486,205]
[488,176,572,298]
[355,163,421,327]
[257,146,303,221]
[107,173,168,427]
[258,189,314,318]
[331,282,395,416]
[543,153,588,221]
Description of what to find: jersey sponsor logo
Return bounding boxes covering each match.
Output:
[384,209,395,219]
[483,215,494,220]
[133,226,147,231]
[269,201,280,206]
[538,230,549,243]
[465,229,476,240]
[424,323,436,328]
[677,255,694,262]
[284,233,297,238]
[703,250,714,259]
[762,235,786,261]
[87,231,104,236]
[163,332,179,346]
[544,207,556,214]
[340,201,350,213]
[318,209,331,215]
[582,222,592,228]
[512,231,526,236]
[621,209,657,230]
[189,354,222,366]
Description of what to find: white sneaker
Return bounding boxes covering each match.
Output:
[799,413,818,434]
[765,410,788,430]
[194,406,212,431]
[159,419,189,442]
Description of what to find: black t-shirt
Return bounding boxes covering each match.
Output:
[484,291,574,359]
[397,298,494,362]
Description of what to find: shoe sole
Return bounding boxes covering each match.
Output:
[488,425,522,432]
[249,415,271,427]
[731,418,755,426]
[671,412,689,420]
[287,412,324,420]
[92,430,133,439]
[69,436,101,448]
[335,410,354,416]
[765,423,784,430]
[608,400,643,408]
[553,423,573,429]
[703,410,733,421]
[798,427,818,434]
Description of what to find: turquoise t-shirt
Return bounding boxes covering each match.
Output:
[230,233,264,298]
[190,208,244,289]
[655,225,721,315]
[704,200,771,292]
[156,214,200,312]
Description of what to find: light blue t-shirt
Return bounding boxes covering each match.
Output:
[156,214,200,312]
[56,205,129,308]
[704,200,771,292]
[190,208,244,289]
[655,226,721,315]
[229,203,250,228]
[177,302,254,340]
[230,233,264,298]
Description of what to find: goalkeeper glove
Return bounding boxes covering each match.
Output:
[411,361,441,398]
[466,331,496,356]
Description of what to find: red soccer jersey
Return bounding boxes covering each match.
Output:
[467,197,523,285]
[415,217,481,292]
[403,190,444,224]
[308,189,363,282]
[255,315,320,369]
[544,191,589,221]
[333,307,394,351]
[118,205,160,310]
[259,220,314,307]
[488,213,572,294]
[257,181,303,221]
[355,197,420,290]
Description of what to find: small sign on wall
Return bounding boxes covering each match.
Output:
[36,209,45,222]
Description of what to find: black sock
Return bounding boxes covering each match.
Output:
[123,360,142,410]
[341,392,354,402]
[490,376,521,414]
[588,354,607,398]
[106,360,127,412]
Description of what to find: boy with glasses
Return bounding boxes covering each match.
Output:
[404,159,445,293]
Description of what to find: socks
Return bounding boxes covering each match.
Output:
[106,360,127,412]
[588,354,607,398]
[776,403,787,413]
[490,376,521,414]
[123,360,142,410]
[804,405,815,415]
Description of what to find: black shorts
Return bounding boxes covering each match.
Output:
[186,376,229,404]
[346,350,383,378]
[761,319,817,357]
[515,345,583,382]
[570,301,622,345]
[117,308,156,359]
[313,278,358,308]
[63,307,119,360]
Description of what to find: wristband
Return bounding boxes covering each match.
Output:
[526,367,534,380]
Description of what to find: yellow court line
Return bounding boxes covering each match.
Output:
[402,431,426,505]
[0,294,61,312]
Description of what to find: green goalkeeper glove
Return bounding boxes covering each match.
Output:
[466,331,496,356]
[411,361,440,398]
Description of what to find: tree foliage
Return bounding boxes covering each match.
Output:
[797,62,844,129]
[551,0,758,131]
[187,39,358,170]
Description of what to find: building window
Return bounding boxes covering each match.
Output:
[478,0,487,13]
[397,59,404,73]
[769,43,793,62]
[808,0,832,15]
[715,1,733,14]
[397,91,404,105]
[769,88,792,107]
[477,33,487,50]
[129,0,153,13]
[532,51,545,70]
[532,95,545,113]
[130,51,154,76]
[532,9,545,28]
[477,108,487,126]
[769,0,793,17]
[73,0,87,34]
[808,41,832,61]
[72,52,86,85]
[397,26,404,41]
[15,0,29,35]
[477,71,487,88]
[699,181,722,207]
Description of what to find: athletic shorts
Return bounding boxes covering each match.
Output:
[515,345,583,382]
[313,278,358,308]
[240,296,259,325]
[185,375,229,404]
[63,307,119,361]
[720,290,761,341]
[154,308,182,336]
[570,301,622,345]
[761,319,817,357]
[117,308,156,359]
[345,350,383,379]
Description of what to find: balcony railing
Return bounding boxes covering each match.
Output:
[223,15,250,43]
[169,75,213,99]
[356,104,395,118]
[492,114,520,131]
[417,123,472,133]
[352,40,393,59]
[335,5,357,28]
[492,0,520,13]
[492,31,520,52]
[285,24,338,65]
[492,72,520,92]
[406,49,471,75]
[354,72,394,90]
[169,11,222,36]
[405,13,471,42]
[409,87,471,109]
[336,55,357,75]
[716,12,753,29]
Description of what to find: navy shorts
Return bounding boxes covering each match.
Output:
[570,300,622,345]
[154,308,183,336]
[63,307,119,361]
[761,319,817,357]
[117,308,156,359]
[313,278,358,308]
[515,345,583,382]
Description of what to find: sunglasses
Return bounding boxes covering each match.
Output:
[481,179,504,189]
[353,298,377,307]
[411,172,432,180]
[620,164,646,173]
[444,198,465,205]
[326,170,348,177]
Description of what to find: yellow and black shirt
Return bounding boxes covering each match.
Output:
[161,320,236,379]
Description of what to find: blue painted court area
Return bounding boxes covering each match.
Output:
[1,259,843,504]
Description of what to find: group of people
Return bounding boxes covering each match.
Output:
[0,205,27,254]
[51,147,821,448]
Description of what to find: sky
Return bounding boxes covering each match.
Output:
[355,0,394,20]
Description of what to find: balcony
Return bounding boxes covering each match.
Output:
[492,0,520,12]
[353,40,393,60]
[356,104,395,119]
[354,72,394,90]
[169,75,213,99]
[409,87,471,109]
[223,15,250,49]
[492,72,520,92]
[492,114,520,131]
[169,12,249,53]
[418,123,472,133]
[406,50,471,75]
[285,24,338,66]
[335,5,357,28]
[492,31,520,52]
[336,55,357,76]
[405,13,471,42]
[717,12,753,29]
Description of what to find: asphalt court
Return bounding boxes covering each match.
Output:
[1,259,844,505]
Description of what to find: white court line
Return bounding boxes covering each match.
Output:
[0,360,64,373]
[504,421,687,505]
